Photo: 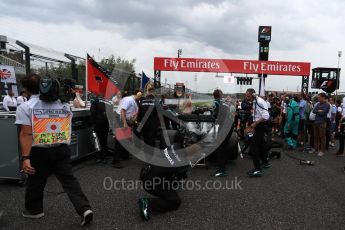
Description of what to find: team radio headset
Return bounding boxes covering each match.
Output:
[32,78,73,150]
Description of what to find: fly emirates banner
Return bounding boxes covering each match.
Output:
[154,57,310,76]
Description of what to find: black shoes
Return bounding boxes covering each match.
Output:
[139,198,150,221]
[212,169,227,177]
[336,153,345,157]
[247,170,263,177]
[261,163,271,169]
[22,210,45,219]
[121,156,133,161]
[112,161,124,168]
[23,209,93,227]
[81,210,93,227]
[96,158,107,164]
[269,151,281,159]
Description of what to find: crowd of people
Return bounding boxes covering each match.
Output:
[236,90,345,157]
[8,73,345,226]
[1,90,27,111]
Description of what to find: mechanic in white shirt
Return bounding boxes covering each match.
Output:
[3,91,17,111]
[245,88,270,177]
[112,90,142,167]
[116,92,141,126]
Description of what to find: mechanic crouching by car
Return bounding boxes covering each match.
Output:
[138,88,189,221]
[244,88,270,177]
[137,84,158,161]
[15,75,93,227]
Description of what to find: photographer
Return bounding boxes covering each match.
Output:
[244,88,270,177]
[237,98,253,140]
[15,75,93,227]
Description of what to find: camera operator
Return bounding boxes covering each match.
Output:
[245,88,270,177]
[15,75,93,227]
[237,97,253,140]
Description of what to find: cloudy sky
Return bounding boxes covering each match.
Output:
[0,0,344,93]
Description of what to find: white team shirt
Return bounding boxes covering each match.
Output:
[3,95,17,111]
[116,96,138,120]
[266,101,271,109]
[17,96,27,105]
[253,97,270,122]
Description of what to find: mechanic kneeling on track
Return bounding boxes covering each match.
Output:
[138,87,187,221]
[15,74,93,227]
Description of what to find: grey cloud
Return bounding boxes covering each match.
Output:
[0,0,344,55]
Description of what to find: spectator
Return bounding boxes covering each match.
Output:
[297,94,307,145]
[337,110,345,157]
[280,94,287,136]
[335,99,342,139]
[271,97,281,135]
[328,97,337,147]
[310,93,330,156]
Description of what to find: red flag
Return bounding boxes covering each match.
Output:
[87,54,120,99]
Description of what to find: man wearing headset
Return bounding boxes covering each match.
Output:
[15,75,93,226]
[245,88,270,177]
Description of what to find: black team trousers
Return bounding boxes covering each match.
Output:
[249,123,268,171]
[140,165,181,212]
[25,145,91,215]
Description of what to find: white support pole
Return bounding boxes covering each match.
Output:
[85,54,88,107]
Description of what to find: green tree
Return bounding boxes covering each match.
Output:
[31,55,139,93]
[99,55,139,93]
[99,55,136,74]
